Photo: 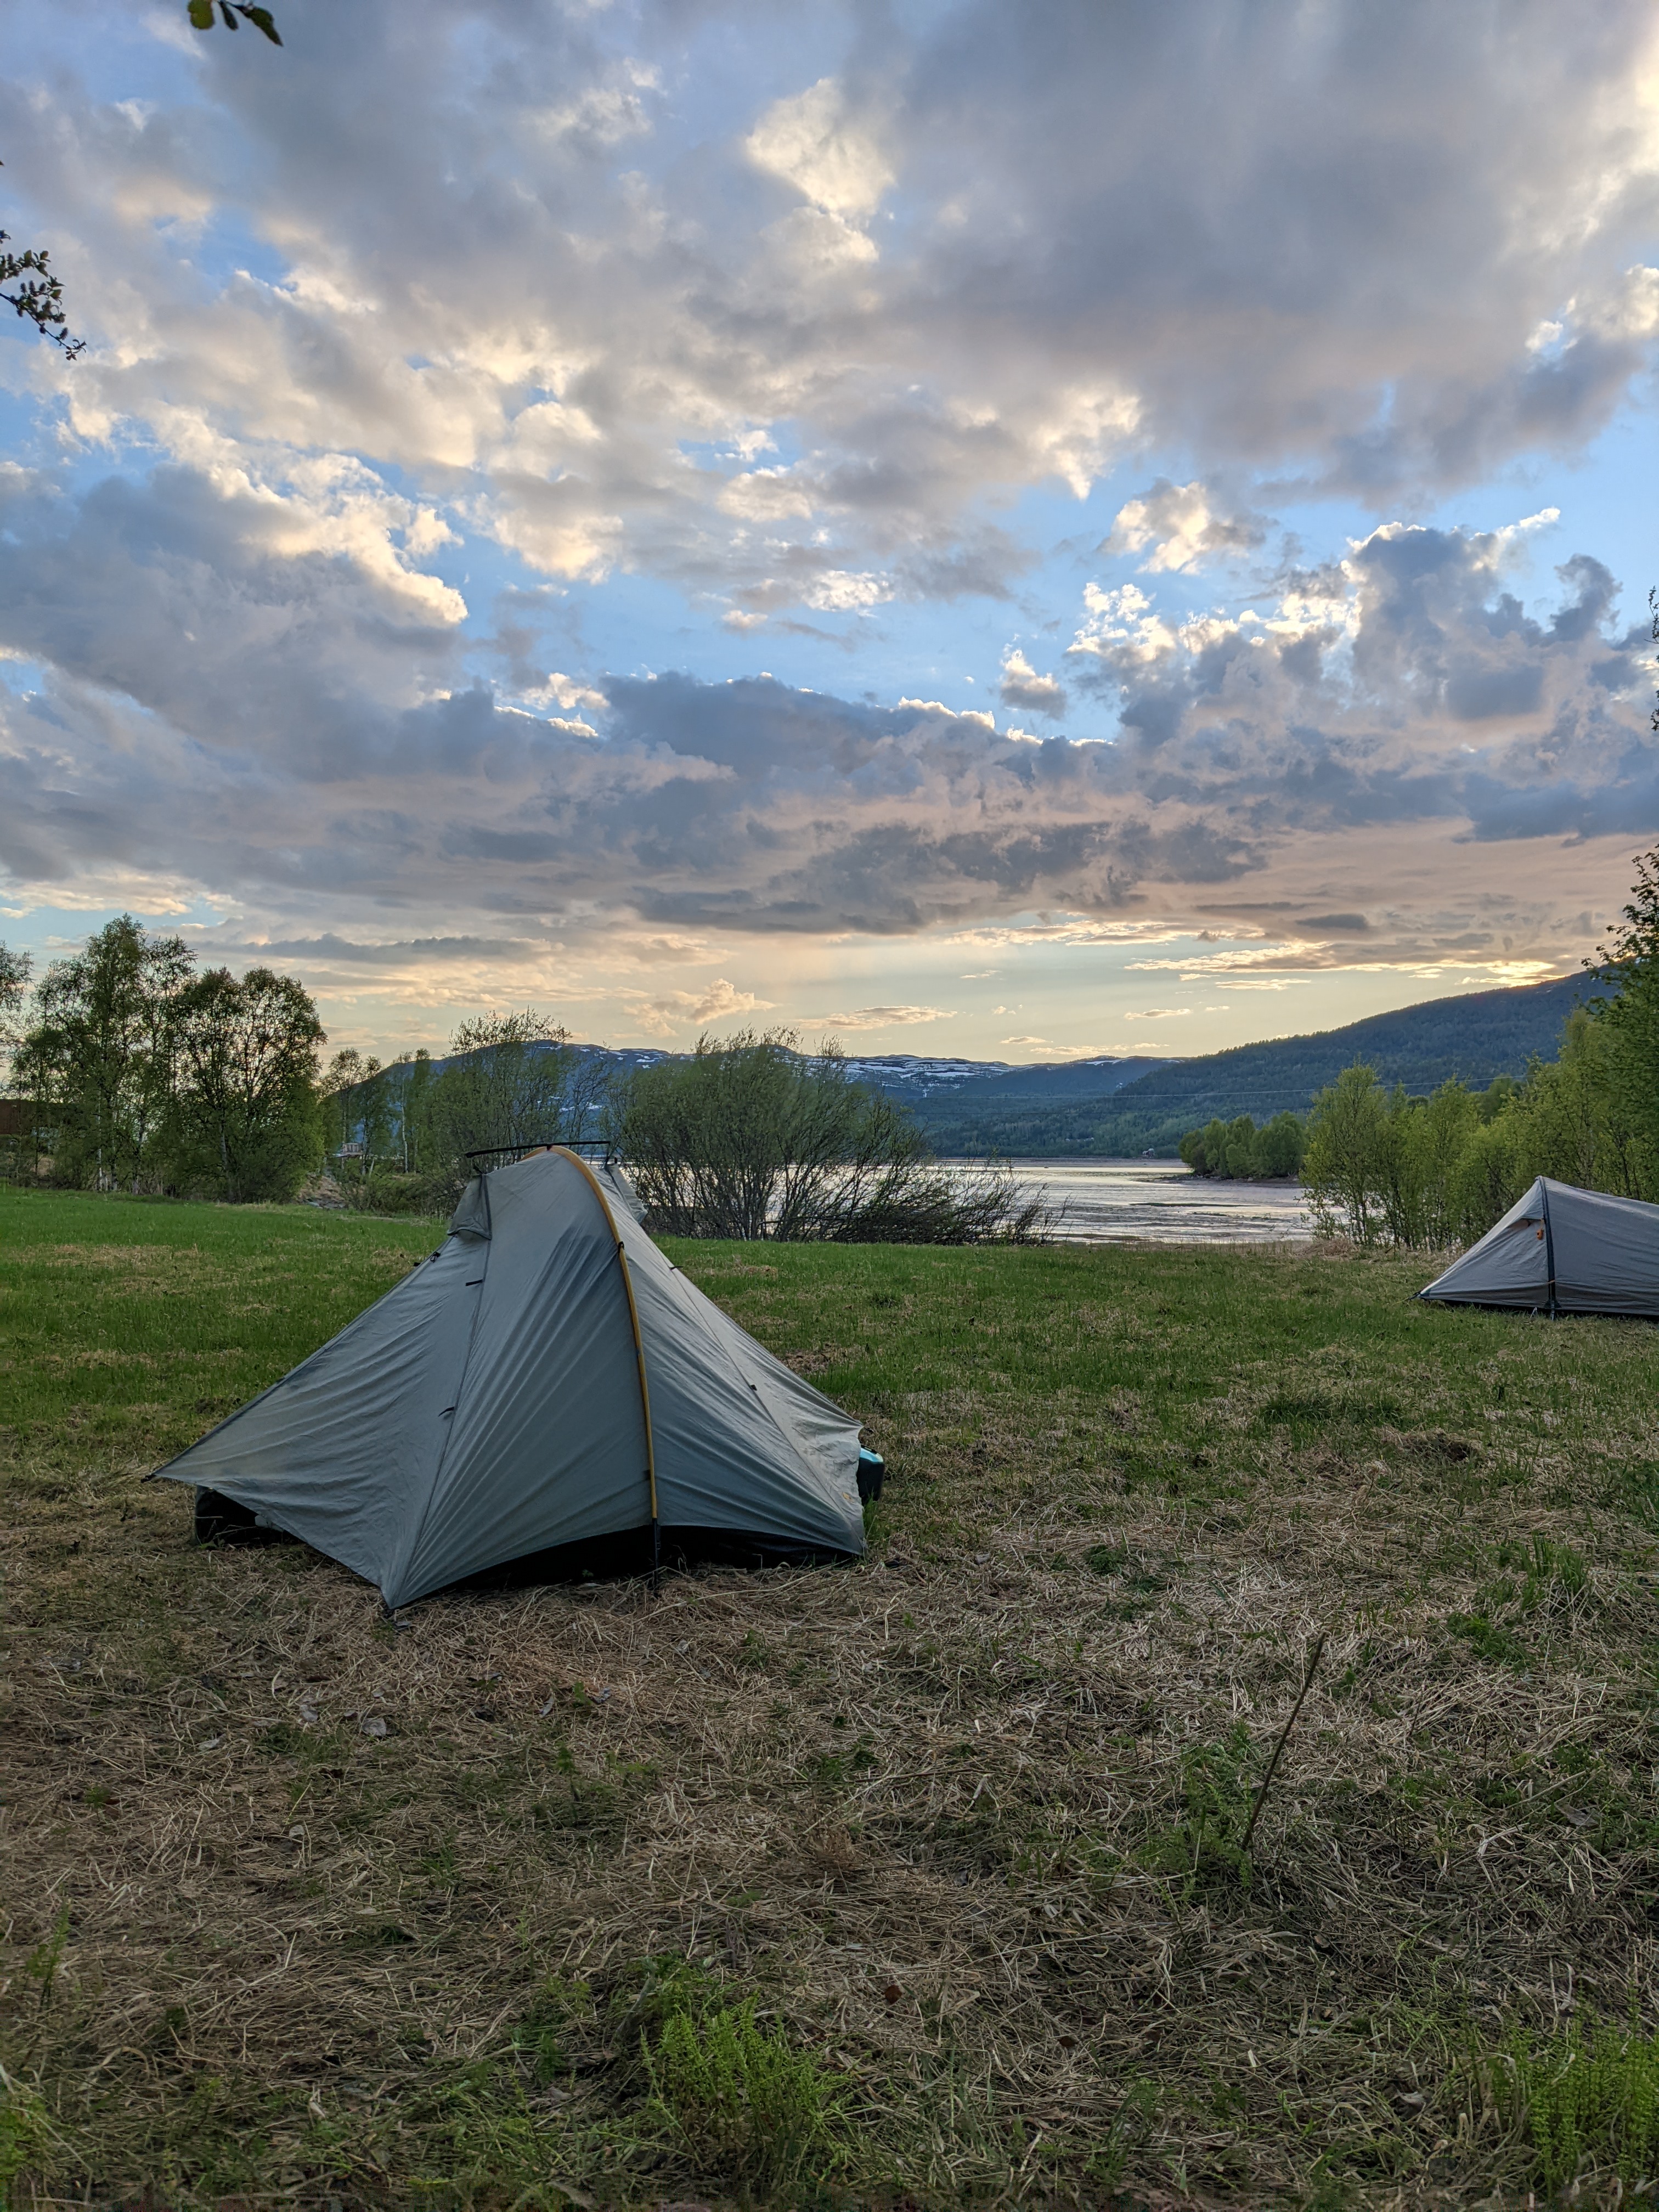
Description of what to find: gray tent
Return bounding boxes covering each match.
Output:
[1419,1176,1659,1317]
[154,1148,866,1604]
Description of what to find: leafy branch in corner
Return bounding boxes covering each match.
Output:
[188,2,283,39]
[3,4,281,360]
[0,228,83,357]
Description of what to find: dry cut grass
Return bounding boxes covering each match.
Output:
[6,1190,1659,2207]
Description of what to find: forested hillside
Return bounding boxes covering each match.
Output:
[909,974,1586,1155]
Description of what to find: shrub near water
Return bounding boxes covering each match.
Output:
[614,1026,1051,1243]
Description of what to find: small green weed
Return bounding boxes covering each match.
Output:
[1138,1723,1255,1894]
[642,1997,849,2202]
[1084,1543,1173,1617]
[1447,1613,1530,1667]
[1615,1457,1659,1525]
[1082,2077,1160,2188]
[341,1919,415,1951]
[1453,1534,1590,1668]
[0,2072,56,2187]
[23,1906,70,2011]
[419,1837,459,1890]
[512,1974,592,2083]
[532,1742,620,1833]
[1489,1532,1590,1608]
[607,1953,725,2050]
[1490,2012,1659,2192]
[1529,1532,1589,1600]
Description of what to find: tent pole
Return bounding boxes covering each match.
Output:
[1541,1180,1559,1318]
[557,1149,661,1577]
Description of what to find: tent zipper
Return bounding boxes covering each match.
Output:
[1541,1180,1558,1318]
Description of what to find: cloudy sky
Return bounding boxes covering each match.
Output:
[2,1,1658,1063]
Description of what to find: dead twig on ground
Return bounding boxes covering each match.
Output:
[1240,1630,1327,1858]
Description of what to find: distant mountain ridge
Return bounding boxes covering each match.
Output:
[381,974,1587,1160]
[837,1052,1170,1102]
[1105,973,1587,1118]
[894,974,1589,1156]
[405,1042,1171,1106]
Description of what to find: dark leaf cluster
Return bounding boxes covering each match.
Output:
[188,1,282,41]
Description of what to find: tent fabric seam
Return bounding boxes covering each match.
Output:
[553,1147,659,1530]
[387,1220,494,1604]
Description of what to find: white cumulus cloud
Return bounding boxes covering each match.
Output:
[1102,479,1267,573]
[998,648,1067,718]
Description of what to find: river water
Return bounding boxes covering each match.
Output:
[597,1155,1312,1245]
[992,1158,1312,1245]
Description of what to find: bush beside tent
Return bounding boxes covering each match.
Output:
[611,1030,1052,1244]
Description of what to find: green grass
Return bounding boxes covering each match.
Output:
[641,1985,849,2202]
[1489,2014,1659,2192]
[8,1183,1659,2205]
[0,1188,438,1470]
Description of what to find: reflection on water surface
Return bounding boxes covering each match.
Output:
[984,1158,1312,1245]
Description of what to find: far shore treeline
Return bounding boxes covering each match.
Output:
[1187,843,1659,1249]
[4,839,1659,1246]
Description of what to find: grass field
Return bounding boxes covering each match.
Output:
[7,1188,1659,2207]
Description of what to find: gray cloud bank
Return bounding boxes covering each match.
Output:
[0,458,1651,964]
[3,0,1658,991]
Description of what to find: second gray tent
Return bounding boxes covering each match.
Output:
[154,1147,867,1604]
[1419,1175,1659,1317]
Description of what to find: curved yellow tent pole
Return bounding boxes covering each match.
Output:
[551,1148,660,1570]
